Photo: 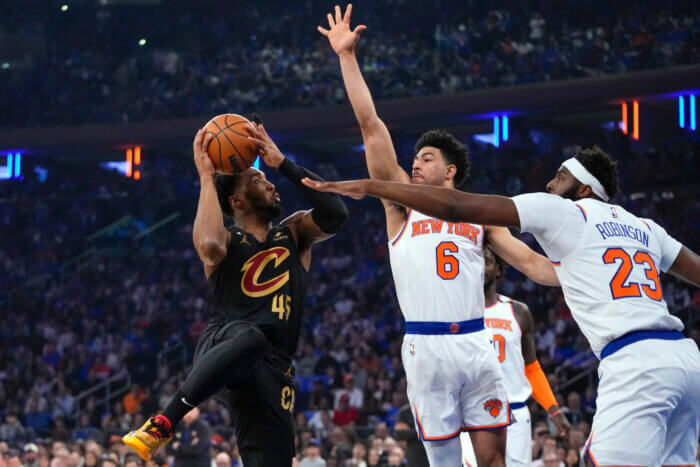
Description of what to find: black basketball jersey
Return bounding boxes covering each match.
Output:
[207,223,309,356]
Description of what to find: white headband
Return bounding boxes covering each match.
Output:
[561,158,609,201]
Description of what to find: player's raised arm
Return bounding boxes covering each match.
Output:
[487,227,560,286]
[192,129,232,268]
[318,4,409,185]
[248,123,348,253]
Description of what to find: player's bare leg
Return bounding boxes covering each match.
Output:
[469,428,506,467]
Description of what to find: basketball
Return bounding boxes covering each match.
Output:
[204,114,259,174]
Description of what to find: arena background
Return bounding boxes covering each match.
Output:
[0,1,698,466]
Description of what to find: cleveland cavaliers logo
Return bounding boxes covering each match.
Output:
[240,247,290,297]
[484,399,503,418]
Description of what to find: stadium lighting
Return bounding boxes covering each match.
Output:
[6,154,12,178]
[678,96,686,129]
[253,157,260,169]
[690,95,696,131]
[61,4,69,12]
[138,38,147,46]
[14,153,20,178]
[126,148,133,177]
[1,63,9,70]
[632,101,639,140]
[621,102,628,134]
[493,117,500,148]
[502,116,509,142]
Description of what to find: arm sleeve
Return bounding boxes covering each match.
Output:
[511,192,586,259]
[278,158,349,234]
[643,218,683,272]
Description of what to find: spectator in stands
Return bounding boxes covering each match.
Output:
[333,395,359,427]
[533,449,564,467]
[121,385,147,416]
[334,375,363,409]
[300,440,326,467]
[0,414,30,444]
[170,407,212,467]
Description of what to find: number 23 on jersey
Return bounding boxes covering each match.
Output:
[603,248,662,301]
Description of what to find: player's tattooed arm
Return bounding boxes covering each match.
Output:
[668,246,700,288]
[192,128,231,269]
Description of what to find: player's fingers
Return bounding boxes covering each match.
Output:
[344,4,353,23]
[193,128,203,149]
[353,24,367,35]
[317,26,330,36]
[327,13,335,28]
[247,136,266,147]
[258,124,270,139]
[201,133,213,151]
[334,5,342,24]
[302,178,324,190]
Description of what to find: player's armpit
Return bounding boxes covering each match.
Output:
[487,227,560,287]
[668,246,700,287]
[282,210,338,248]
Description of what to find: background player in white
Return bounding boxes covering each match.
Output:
[462,247,570,467]
[303,145,700,467]
[318,5,560,466]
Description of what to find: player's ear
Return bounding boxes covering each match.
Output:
[578,184,593,200]
[230,193,241,210]
[445,164,457,181]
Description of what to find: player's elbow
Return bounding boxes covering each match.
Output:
[195,238,227,265]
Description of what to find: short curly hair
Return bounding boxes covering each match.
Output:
[214,173,243,217]
[415,130,470,187]
[574,145,620,200]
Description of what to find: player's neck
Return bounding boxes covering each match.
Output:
[484,285,498,307]
[235,212,273,242]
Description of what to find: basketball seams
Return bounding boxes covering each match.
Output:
[205,115,255,174]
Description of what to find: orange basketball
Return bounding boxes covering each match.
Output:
[204,114,259,175]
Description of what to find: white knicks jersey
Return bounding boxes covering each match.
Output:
[388,209,486,322]
[513,193,684,358]
[484,295,532,404]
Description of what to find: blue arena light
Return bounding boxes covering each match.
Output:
[14,153,20,178]
[502,116,509,142]
[678,96,685,129]
[690,95,696,131]
[6,154,12,178]
[493,116,500,148]
[253,157,260,169]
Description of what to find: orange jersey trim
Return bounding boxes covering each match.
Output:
[585,432,648,467]
[464,458,474,467]
[390,209,412,246]
[413,405,462,441]
[508,301,522,333]
[462,401,511,431]
[575,203,588,222]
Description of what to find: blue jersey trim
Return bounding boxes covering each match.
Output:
[600,329,684,359]
[405,318,484,335]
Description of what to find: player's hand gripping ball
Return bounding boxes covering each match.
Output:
[204,114,260,174]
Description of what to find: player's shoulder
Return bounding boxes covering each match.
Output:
[506,297,534,331]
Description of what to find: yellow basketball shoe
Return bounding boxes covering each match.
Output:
[122,415,174,461]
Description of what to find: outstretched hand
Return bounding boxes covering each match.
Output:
[301,177,369,199]
[317,4,367,56]
[247,122,285,169]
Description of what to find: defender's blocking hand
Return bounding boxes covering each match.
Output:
[317,4,367,56]
[302,177,368,199]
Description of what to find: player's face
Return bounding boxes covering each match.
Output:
[411,147,454,187]
[546,167,581,200]
[241,168,282,218]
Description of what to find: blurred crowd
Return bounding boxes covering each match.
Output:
[0,126,698,466]
[1,0,698,127]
